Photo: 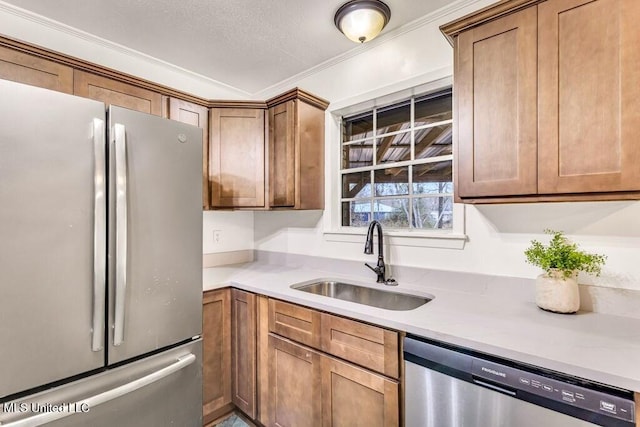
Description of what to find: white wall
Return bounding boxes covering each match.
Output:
[253,0,640,292]
[203,211,254,254]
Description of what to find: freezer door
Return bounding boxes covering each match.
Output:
[108,106,203,364]
[0,339,202,427]
[0,80,106,398]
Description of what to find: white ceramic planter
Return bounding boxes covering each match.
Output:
[535,270,580,314]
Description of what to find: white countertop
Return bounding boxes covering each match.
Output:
[203,261,640,392]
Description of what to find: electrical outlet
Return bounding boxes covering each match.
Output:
[212,230,221,244]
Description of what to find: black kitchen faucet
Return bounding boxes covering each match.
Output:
[364,220,397,285]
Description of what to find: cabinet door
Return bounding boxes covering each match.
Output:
[269,101,296,207]
[168,98,210,209]
[538,0,640,194]
[202,289,232,424]
[209,108,265,207]
[257,296,270,426]
[73,70,162,116]
[268,335,322,427]
[456,7,537,198]
[321,356,399,427]
[231,289,257,419]
[0,45,73,93]
[296,101,325,210]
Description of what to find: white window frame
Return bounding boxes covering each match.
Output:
[322,77,467,249]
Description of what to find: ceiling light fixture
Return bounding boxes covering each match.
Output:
[334,0,391,44]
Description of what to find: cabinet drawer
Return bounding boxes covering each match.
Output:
[268,299,321,349]
[321,313,399,379]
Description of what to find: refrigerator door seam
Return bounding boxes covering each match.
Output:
[92,118,107,353]
[113,123,127,347]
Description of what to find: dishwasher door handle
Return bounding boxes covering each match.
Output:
[472,378,517,396]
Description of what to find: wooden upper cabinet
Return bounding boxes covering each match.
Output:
[538,0,640,194]
[455,7,538,198]
[168,98,210,209]
[269,101,296,207]
[209,107,266,208]
[73,70,162,115]
[443,0,640,202]
[267,89,329,210]
[0,45,73,93]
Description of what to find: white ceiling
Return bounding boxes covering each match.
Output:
[3,0,455,95]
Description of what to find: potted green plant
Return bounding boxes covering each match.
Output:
[524,229,606,314]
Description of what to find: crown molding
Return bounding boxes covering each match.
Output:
[440,0,543,45]
[266,88,330,110]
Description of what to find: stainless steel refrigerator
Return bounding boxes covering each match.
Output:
[0,79,203,426]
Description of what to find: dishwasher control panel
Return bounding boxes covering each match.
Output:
[471,358,636,424]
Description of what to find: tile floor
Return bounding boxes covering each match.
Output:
[215,414,250,427]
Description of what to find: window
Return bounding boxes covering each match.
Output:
[340,90,453,231]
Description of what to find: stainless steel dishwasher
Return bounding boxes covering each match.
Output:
[404,335,636,427]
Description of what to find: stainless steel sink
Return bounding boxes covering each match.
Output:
[290,279,432,311]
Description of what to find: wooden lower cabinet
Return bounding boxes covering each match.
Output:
[267,334,323,427]
[268,299,321,349]
[322,356,399,427]
[205,293,401,427]
[320,313,399,378]
[202,289,232,425]
[265,334,399,427]
[231,289,257,419]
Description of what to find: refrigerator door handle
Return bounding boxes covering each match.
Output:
[92,118,106,352]
[113,123,127,346]
[0,353,196,427]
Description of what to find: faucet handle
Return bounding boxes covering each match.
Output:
[364,262,379,273]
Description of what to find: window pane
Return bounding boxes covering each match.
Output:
[415,92,452,126]
[412,197,453,229]
[343,113,373,142]
[374,167,409,197]
[376,101,410,136]
[342,141,374,169]
[415,124,452,159]
[375,133,411,164]
[342,201,371,227]
[374,199,410,229]
[412,161,453,194]
[342,171,371,198]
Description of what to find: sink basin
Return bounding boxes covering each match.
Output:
[291,279,432,311]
